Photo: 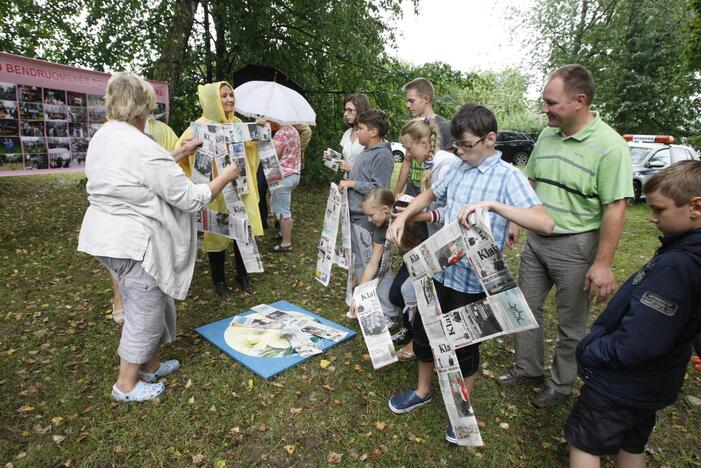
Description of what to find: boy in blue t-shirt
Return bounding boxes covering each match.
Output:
[566,160,701,467]
[387,104,554,443]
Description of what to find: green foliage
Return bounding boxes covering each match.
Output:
[461,69,547,133]
[525,0,701,137]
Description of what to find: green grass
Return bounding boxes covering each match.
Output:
[0,174,699,466]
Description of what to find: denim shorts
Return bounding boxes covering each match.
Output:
[270,173,300,219]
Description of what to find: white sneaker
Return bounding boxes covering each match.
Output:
[111,381,164,402]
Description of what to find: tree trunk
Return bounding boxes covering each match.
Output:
[153,0,200,104]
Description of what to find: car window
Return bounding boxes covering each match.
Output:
[670,146,690,163]
[648,149,670,166]
[630,147,651,165]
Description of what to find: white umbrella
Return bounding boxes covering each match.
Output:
[234,80,316,126]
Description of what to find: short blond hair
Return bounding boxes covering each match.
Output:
[105,72,156,124]
[644,160,701,206]
[402,77,435,103]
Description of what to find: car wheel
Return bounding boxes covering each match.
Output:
[632,179,642,203]
[392,150,404,164]
[512,151,529,166]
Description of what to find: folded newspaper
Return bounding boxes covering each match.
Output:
[323,148,343,172]
[352,279,398,369]
[402,208,538,446]
[314,183,353,303]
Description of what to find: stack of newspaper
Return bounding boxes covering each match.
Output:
[231,304,350,357]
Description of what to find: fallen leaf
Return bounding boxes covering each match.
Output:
[319,359,331,369]
[52,435,66,444]
[188,396,195,404]
[499,422,510,430]
[192,453,205,465]
[327,451,343,464]
[185,379,192,389]
[283,444,295,454]
[17,404,34,413]
[290,407,303,414]
[322,384,333,391]
[376,421,386,431]
[361,354,370,361]
[51,416,63,426]
[258,423,269,432]
[272,382,285,388]
[247,379,254,391]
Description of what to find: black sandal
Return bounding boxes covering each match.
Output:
[271,244,292,253]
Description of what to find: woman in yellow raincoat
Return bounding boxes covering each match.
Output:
[176,81,263,295]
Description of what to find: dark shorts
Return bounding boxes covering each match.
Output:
[413,280,486,377]
[565,385,656,456]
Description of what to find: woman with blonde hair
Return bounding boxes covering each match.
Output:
[177,81,264,295]
[78,72,241,401]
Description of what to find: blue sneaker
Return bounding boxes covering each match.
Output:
[445,424,458,444]
[388,388,432,414]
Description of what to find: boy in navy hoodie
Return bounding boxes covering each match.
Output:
[566,160,701,467]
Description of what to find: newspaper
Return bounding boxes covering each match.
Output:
[258,140,284,192]
[314,184,354,304]
[402,209,538,446]
[190,121,268,273]
[352,279,398,369]
[323,148,342,172]
[250,304,348,342]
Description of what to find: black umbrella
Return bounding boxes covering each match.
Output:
[232,64,306,98]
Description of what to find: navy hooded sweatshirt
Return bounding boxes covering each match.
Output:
[577,228,701,410]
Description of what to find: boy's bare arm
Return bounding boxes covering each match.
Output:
[458,202,554,235]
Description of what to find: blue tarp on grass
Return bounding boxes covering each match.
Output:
[195,300,356,379]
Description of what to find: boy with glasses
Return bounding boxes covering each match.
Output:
[387,104,554,443]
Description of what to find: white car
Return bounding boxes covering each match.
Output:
[390,141,406,163]
[625,134,699,202]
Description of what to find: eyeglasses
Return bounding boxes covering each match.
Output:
[343,108,356,114]
[453,136,486,151]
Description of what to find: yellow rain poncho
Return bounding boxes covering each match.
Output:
[176,81,263,253]
[146,118,179,151]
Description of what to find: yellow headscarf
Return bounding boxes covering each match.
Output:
[176,81,263,253]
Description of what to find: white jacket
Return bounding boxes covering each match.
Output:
[78,120,212,300]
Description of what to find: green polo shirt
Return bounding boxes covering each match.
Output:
[525,113,632,234]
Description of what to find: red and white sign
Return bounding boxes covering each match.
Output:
[0,52,169,177]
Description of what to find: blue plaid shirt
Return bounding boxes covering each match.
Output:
[431,151,541,294]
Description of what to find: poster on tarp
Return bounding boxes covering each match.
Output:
[0,52,169,176]
[195,300,356,379]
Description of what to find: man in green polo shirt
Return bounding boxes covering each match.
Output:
[497,64,633,408]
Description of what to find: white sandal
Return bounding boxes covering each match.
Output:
[138,359,181,383]
[112,380,164,402]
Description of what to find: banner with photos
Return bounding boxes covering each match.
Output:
[0,52,169,176]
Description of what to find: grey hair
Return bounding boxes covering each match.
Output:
[105,71,156,124]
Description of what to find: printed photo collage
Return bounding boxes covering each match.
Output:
[0,81,166,172]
